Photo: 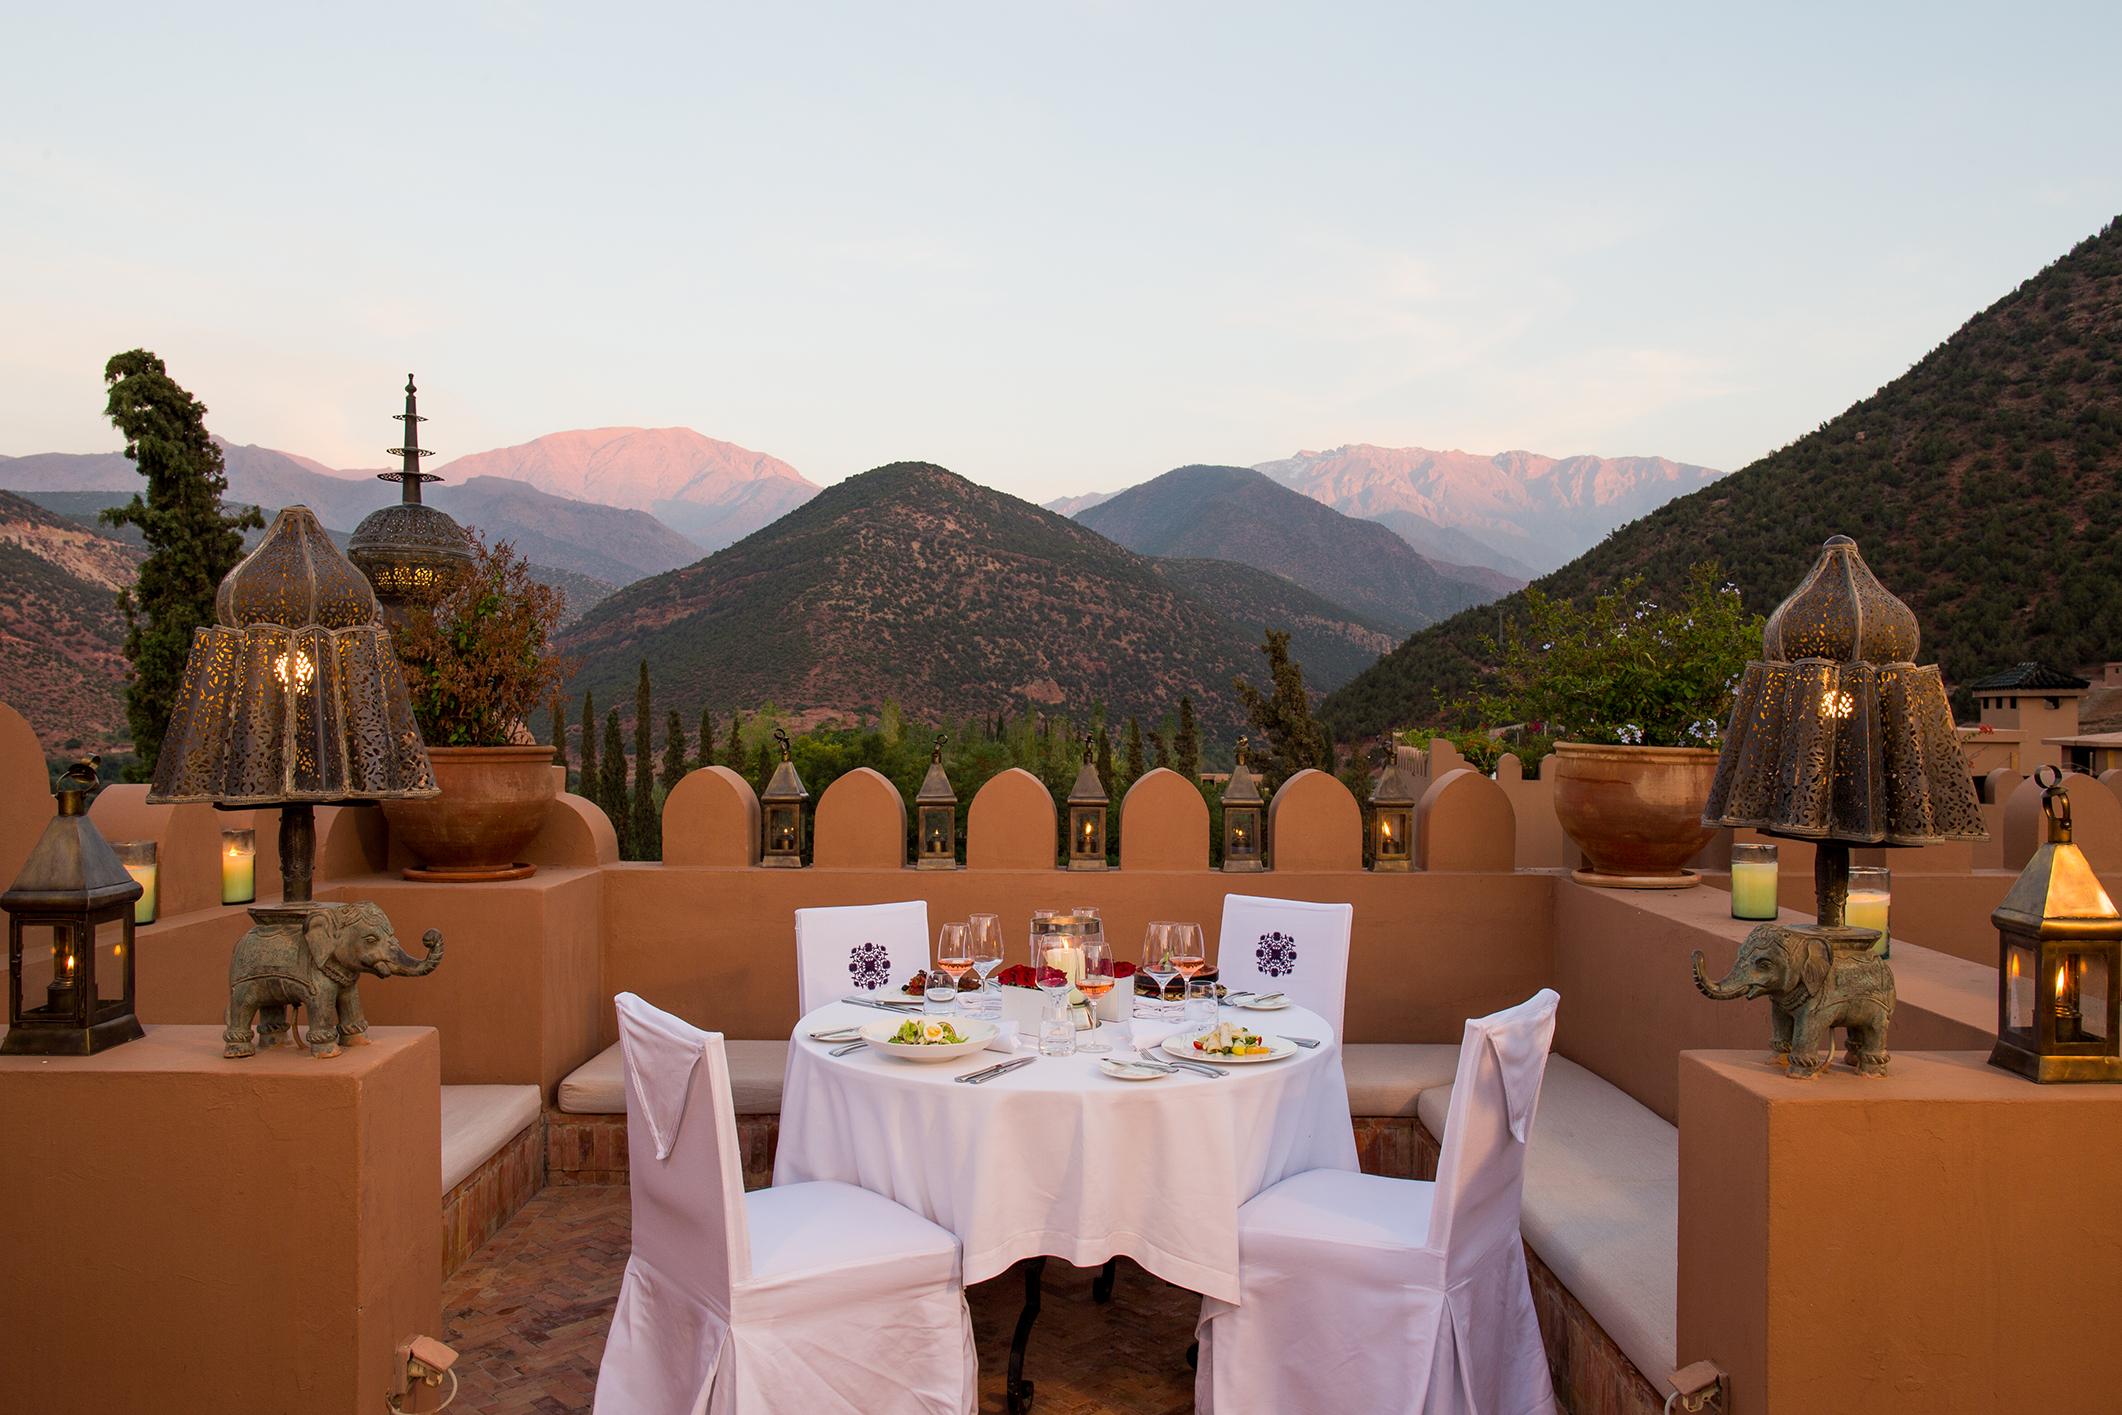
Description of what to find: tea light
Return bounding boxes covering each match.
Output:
[1846,866,1891,957]
[1730,842,1779,921]
[221,828,256,905]
[116,841,158,925]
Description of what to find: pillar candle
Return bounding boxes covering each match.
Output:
[124,861,157,924]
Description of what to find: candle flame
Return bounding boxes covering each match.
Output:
[2056,960,2071,994]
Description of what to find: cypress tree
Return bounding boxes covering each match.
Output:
[549,694,569,778]
[578,689,597,805]
[663,709,688,792]
[1233,629,1332,795]
[631,661,658,860]
[1122,717,1146,789]
[1095,725,1114,790]
[698,706,717,769]
[98,349,263,777]
[753,739,773,794]
[601,709,630,856]
[726,712,742,771]
[1173,695,1201,784]
[1149,730,1171,770]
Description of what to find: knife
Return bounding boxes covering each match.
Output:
[958,1056,1037,1085]
[842,996,921,1012]
[1289,1036,1320,1049]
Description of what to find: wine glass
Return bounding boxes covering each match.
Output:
[1168,922,1211,1030]
[968,914,1005,1018]
[1142,921,1179,1021]
[935,923,973,1015]
[1076,940,1117,1053]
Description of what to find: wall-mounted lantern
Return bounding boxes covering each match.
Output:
[1370,746,1417,872]
[1067,734,1108,872]
[761,728,810,868]
[1221,736,1265,872]
[915,734,957,870]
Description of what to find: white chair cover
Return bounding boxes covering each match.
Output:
[1196,989,1561,1415]
[596,994,977,1415]
[1214,894,1354,1034]
[793,900,931,1015]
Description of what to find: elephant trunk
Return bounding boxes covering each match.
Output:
[388,929,444,977]
[1692,949,1748,1000]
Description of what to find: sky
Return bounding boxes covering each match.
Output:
[3,3,2118,501]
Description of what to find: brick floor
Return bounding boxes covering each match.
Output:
[443,1185,1201,1415]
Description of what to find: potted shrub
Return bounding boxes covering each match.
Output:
[382,537,572,880]
[1463,565,1759,887]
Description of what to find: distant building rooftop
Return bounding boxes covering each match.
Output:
[1966,661,2091,693]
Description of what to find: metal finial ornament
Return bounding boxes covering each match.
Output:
[932,732,947,764]
[1235,735,1250,766]
[349,374,474,628]
[775,726,794,761]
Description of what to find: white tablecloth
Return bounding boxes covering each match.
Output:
[774,1000,1358,1304]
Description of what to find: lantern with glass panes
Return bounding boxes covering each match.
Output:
[1066,734,1108,871]
[914,734,957,870]
[1221,736,1265,872]
[1370,746,1417,872]
[1989,766,2122,1083]
[2,760,145,1056]
[760,728,810,868]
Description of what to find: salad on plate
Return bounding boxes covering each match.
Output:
[889,1018,971,1046]
[1192,1021,1272,1057]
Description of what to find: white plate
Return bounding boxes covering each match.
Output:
[857,1018,998,1062]
[1231,995,1292,1011]
[1099,1057,1170,1081]
[1163,1032,1297,1065]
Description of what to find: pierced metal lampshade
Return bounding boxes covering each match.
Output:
[1705,535,1984,847]
[149,505,438,808]
[348,375,473,626]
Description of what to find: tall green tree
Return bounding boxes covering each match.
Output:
[662,710,688,793]
[549,694,568,779]
[1173,695,1201,784]
[1233,630,1332,795]
[579,689,597,805]
[98,350,263,777]
[1149,730,1171,770]
[726,712,743,772]
[698,706,717,769]
[631,661,658,859]
[753,739,773,794]
[601,710,630,856]
[1095,725,1115,792]
[1122,717,1146,790]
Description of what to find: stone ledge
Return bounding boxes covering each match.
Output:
[443,1115,544,1278]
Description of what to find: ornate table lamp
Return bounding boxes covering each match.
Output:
[149,505,446,1058]
[347,376,473,628]
[1695,536,1986,1075]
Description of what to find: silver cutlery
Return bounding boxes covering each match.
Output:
[829,1040,868,1057]
[842,996,921,1013]
[1288,1036,1320,1049]
[957,1056,1036,1085]
[1139,1055,1227,1079]
[809,1028,864,1042]
[1229,991,1286,1005]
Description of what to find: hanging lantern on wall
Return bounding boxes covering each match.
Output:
[1221,736,1265,873]
[2,761,144,1056]
[761,728,810,868]
[1066,734,1108,872]
[914,734,957,870]
[1990,766,2122,1083]
[347,376,473,629]
[1370,746,1417,873]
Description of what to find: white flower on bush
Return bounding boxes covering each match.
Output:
[1616,723,1646,745]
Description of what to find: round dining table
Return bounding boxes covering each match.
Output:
[774,997,1359,1304]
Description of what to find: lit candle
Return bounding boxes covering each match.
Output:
[117,841,158,925]
[1845,866,1890,956]
[221,829,256,905]
[2055,958,2083,1041]
[1730,843,1779,920]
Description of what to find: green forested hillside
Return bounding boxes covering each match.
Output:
[1323,216,2122,738]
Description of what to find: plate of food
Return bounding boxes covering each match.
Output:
[1165,1021,1296,1064]
[859,1017,999,1062]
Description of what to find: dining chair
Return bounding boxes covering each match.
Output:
[793,900,931,1015]
[595,993,977,1415]
[1214,894,1355,1035]
[1194,989,1562,1415]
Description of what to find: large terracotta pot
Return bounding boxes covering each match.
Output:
[381,745,557,882]
[1550,742,1719,888]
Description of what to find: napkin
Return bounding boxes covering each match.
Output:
[1126,1018,1189,1053]
[985,1020,1023,1054]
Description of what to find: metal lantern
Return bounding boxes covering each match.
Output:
[348,376,473,629]
[2,762,144,1056]
[1221,736,1265,872]
[1990,767,2122,1083]
[1370,747,1418,873]
[761,728,809,867]
[914,734,957,870]
[1066,734,1108,872]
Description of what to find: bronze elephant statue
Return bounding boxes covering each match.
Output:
[225,900,443,1059]
[1691,921,1894,1077]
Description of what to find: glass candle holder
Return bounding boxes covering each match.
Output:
[1730,842,1779,920]
[116,841,158,925]
[221,828,257,906]
[1847,866,1891,957]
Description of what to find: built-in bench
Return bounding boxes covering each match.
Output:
[440,1084,543,1277]
[1418,1056,1677,1415]
[1342,1042,1462,1176]
[548,1039,787,1189]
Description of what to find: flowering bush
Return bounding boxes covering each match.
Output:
[1459,563,1761,757]
[395,536,572,747]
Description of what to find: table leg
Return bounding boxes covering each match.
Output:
[1091,1256,1118,1304]
[1007,1256,1046,1415]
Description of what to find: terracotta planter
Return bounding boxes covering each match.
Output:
[381,745,557,882]
[1551,742,1719,889]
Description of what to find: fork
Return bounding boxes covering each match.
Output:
[829,1040,868,1057]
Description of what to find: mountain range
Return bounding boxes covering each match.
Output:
[557,462,1400,733]
[0,491,139,750]
[1322,214,2122,739]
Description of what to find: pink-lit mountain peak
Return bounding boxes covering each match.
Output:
[432,426,816,511]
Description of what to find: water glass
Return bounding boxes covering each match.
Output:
[923,969,958,1015]
[1037,1002,1077,1057]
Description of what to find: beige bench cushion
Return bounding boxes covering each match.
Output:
[440,1084,541,1195]
[557,1039,789,1116]
[1343,1042,1462,1116]
[1418,1056,1677,1384]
